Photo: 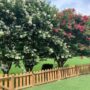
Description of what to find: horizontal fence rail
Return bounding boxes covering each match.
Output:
[0,64,90,90]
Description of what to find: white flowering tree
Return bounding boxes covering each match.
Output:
[0,0,71,73]
[0,0,57,73]
[0,0,25,73]
[25,0,71,67]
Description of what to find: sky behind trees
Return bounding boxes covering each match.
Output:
[49,0,90,15]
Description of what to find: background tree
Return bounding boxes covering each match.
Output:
[57,9,90,57]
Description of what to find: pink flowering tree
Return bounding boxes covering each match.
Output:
[57,9,90,56]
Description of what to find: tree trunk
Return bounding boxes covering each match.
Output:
[25,65,34,72]
[60,60,65,67]
[6,63,12,74]
[1,63,12,74]
[30,66,33,71]
[57,61,61,67]
[57,59,67,67]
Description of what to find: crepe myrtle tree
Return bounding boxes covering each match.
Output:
[0,2,40,73]
[49,28,71,67]
[19,0,62,70]
[0,21,18,73]
[25,0,72,67]
[0,0,34,73]
[0,20,25,74]
[15,0,71,68]
[0,0,59,73]
[57,8,90,56]
[0,0,17,73]
[34,27,71,67]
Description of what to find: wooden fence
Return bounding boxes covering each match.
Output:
[0,64,90,90]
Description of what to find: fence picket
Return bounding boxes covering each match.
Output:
[9,75,14,90]
[42,71,44,83]
[4,74,8,89]
[19,73,23,88]
[26,72,29,86]
[0,74,3,90]
[16,74,19,88]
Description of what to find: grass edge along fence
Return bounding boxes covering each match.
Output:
[0,64,90,90]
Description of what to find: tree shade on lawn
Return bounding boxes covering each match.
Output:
[33,58,57,71]
[0,56,90,74]
[24,74,90,90]
[0,58,57,74]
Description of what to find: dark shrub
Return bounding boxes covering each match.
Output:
[42,64,53,70]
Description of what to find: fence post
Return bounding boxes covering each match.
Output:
[0,74,3,90]
[57,68,60,80]
[9,75,14,90]
[75,66,80,76]
[30,72,35,86]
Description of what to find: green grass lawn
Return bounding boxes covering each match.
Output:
[64,56,90,67]
[9,61,26,74]
[0,56,90,74]
[24,74,90,90]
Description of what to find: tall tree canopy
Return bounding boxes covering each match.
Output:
[0,0,71,73]
[57,9,90,56]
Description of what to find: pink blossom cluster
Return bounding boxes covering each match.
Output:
[81,16,89,22]
[86,37,90,41]
[74,24,85,32]
[64,32,72,38]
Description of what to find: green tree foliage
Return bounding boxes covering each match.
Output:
[0,0,72,73]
